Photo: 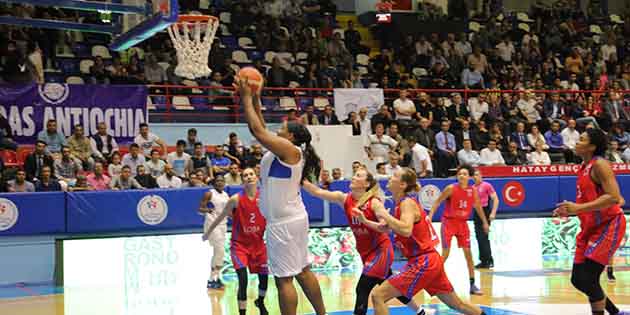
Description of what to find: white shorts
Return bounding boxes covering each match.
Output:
[265,214,312,278]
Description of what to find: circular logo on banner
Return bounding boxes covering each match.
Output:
[38,83,70,105]
[137,195,168,225]
[419,184,441,210]
[0,198,19,231]
[502,181,525,207]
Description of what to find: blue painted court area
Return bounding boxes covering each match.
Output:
[0,283,62,299]
[314,305,528,315]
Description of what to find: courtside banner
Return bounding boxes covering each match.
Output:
[478,163,630,177]
[0,83,147,144]
[333,88,384,121]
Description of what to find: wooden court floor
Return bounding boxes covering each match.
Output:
[1,255,628,315]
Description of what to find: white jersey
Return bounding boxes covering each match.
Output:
[259,149,306,223]
[203,188,230,237]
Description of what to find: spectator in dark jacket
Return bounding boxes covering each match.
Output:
[25,140,55,182]
[319,105,340,125]
[503,142,528,165]
[135,165,158,189]
[0,113,16,151]
[35,166,62,192]
[370,105,393,131]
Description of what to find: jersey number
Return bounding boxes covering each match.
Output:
[458,200,468,209]
[249,213,256,223]
[351,216,360,225]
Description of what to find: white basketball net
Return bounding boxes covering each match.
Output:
[167,16,218,80]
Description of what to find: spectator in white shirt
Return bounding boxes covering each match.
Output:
[393,89,416,121]
[366,123,398,163]
[528,141,551,165]
[479,139,505,166]
[375,162,390,180]
[157,164,183,188]
[134,123,167,158]
[90,122,119,162]
[167,140,191,178]
[457,139,481,167]
[527,125,549,150]
[144,149,166,178]
[408,136,433,177]
[122,143,145,176]
[606,141,624,163]
[468,93,489,122]
[561,119,580,152]
[623,147,630,162]
[358,107,371,137]
[385,151,402,176]
[517,91,542,124]
[495,36,515,63]
[600,37,617,62]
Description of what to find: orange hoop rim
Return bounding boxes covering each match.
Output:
[175,14,218,25]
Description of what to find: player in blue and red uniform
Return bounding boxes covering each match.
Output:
[204,168,269,315]
[428,164,489,295]
[554,128,628,315]
[302,168,423,315]
[371,168,487,315]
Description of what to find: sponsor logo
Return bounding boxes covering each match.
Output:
[419,184,441,210]
[38,83,70,105]
[137,195,168,225]
[0,198,19,231]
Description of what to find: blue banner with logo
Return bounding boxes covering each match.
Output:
[0,192,65,236]
[0,83,147,144]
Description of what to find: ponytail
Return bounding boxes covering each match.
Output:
[286,122,321,184]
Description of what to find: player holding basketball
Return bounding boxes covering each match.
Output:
[428,165,489,295]
[371,168,487,315]
[554,128,628,315]
[302,168,424,315]
[204,168,269,315]
[198,175,229,289]
[235,75,327,315]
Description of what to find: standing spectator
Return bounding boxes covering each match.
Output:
[7,170,35,192]
[384,151,402,176]
[90,122,118,163]
[495,36,515,64]
[189,143,213,179]
[472,170,499,269]
[167,140,191,178]
[528,141,551,165]
[145,149,166,178]
[108,152,123,178]
[211,145,231,176]
[479,139,505,166]
[110,165,144,190]
[357,107,371,138]
[561,119,580,155]
[435,120,457,177]
[503,142,528,165]
[67,125,94,171]
[224,163,243,186]
[457,139,481,167]
[393,90,416,136]
[135,164,158,189]
[184,128,201,155]
[0,112,17,151]
[24,140,54,182]
[510,122,531,152]
[527,125,548,150]
[37,119,66,157]
[408,136,433,178]
[319,105,340,125]
[134,123,167,158]
[122,143,145,176]
[343,111,361,136]
[344,21,366,55]
[54,146,81,187]
[467,46,488,74]
[370,105,393,132]
[386,122,404,154]
[86,162,110,190]
[157,164,182,188]
[35,166,62,192]
[365,123,398,164]
[300,105,320,125]
[545,121,574,163]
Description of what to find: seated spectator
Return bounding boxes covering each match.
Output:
[457,139,481,167]
[375,162,389,180]
[184,128,201,155]
[90,122,119,163]
[144,54,167,83]
[25,140,54,182]
[561,119,580,155]
[510,122,531,152]
[489,123,506,151]
[454,120,474,151]
[86,162,110,190]
[606,141,624,163]
[243,144,264,168]
[54,146,81,187]
[623,146,630,163]
[408,136,432,178]
[300,105,320,125]
[386,122,404,155]
[189,143,213,179]
[479,139,505,166]
[319,169,332,189]
[122,143,145,176]
[461,65,485,90]
[503,142,528,165]
[225,132,245,164]
[70,174,93,192]
[343,111,361,136]
[89,56,110,84]
[472,120,490,151]
[366,123,398,164]
[167,140,191,178]
[331,168,344,181]
[135,164,158,189]
[435,120,456,177]
[0,112,17,151]
[545,121,574,163]
[527,125,548,150]
[225,163,243,186]
[145,149,166,178]
[67,124,94,171]
[384,151,402,176]
[157,164,182,188]
[37,119,66,157]
[517,91,542,125]
[134,123,167,158]
[284,109,300,124]
[319,105,340,125]
[108,152,123,178]
[211,145,231,176]
[468,93,489,122]
[447,93,470,128]
[7,170,35,192]
[543,93,567,128]
[35,166,62,192]
[357,108,371,137]
[528,141,551,165]
[110,165,144,190]
[610,123,630,150]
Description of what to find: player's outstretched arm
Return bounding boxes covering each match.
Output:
[302,179,346,205]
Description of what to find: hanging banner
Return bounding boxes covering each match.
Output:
[333,88,384,121]
[0,83,148,144]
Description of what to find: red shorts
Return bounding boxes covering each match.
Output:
[575,213,626,266]
[230,243,268,274]
[361,244,394,280]
[441,218,470,249]
[387,251,454,298]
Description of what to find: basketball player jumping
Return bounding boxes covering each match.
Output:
[199,175,229,289]
[428,165,490,295]
[554,128,628,315]
[204,168,269,315]
[371,168,488,315]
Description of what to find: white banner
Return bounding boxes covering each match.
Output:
[333,88,384,122]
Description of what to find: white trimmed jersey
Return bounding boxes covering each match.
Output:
[259,149,306,223]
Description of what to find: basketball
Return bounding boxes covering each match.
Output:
[236,67,264,93]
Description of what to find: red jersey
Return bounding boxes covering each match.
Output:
[393,196,439,259]
[231,190,266,248]
[443,184,475,220]
[343,194,391,258]
[576,158,623,229]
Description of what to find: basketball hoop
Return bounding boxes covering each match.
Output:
[167,14,218,80]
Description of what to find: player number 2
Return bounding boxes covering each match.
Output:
[250,213,256,223]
